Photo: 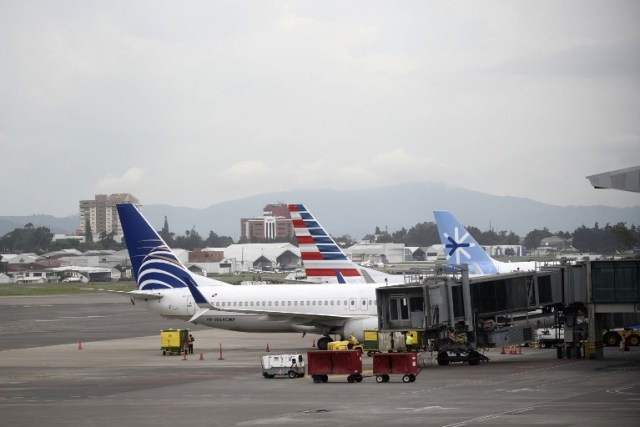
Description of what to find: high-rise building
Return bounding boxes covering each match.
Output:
[79,194,140,241]
[240,203,293,242]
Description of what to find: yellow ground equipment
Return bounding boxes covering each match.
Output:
[327,335,363,352]
[160,329,189,355]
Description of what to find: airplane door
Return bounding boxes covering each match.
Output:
[349,298,357,311]
[187,296,195,315]
[360,298,368,311]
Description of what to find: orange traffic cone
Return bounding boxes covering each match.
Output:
[218,343,224,360]
[78,341,83,350]
[199,352,204,361]
[266,343,270,352]
[500,346,505,354]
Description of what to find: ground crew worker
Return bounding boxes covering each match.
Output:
[188,334,195,354]
[405,332,414,351]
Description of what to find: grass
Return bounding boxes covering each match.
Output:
[0,281,137,296]
[0,272,298,296]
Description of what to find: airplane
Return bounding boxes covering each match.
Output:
[433,210,539,276]
[117,202,381,350]
[288,203,404,285]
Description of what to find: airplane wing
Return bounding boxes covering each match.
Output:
[128,290,164,300]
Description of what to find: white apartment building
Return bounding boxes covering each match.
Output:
[79,194,139,241]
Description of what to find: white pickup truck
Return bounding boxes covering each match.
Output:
[535,326,564,348]
[260,354,305,379]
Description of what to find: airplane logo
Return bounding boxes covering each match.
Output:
[443,227,475,264]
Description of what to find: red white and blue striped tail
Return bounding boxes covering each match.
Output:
[288,204,365,284]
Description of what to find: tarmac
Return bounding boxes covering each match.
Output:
[1,292,639,426]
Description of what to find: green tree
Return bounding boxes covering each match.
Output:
[84,219,93,243]
[205,230,234,247]
[610,222,636,252]
[405,222,439,246]
[158,215,175,245]
[522,228,553,250]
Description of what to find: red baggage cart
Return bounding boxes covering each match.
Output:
[372,352,420,383]
[307,350,363,383]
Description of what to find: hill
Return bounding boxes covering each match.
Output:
[1,182,639,239]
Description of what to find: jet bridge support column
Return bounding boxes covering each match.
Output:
[461,265,473,333]
[586,261,604,359]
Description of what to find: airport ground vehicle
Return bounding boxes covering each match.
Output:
[307,350,363,383]
[535,326,565,348]
[363,330,381,356]
[372,352,420,383]
[160,329,189,355]
[326,334,363,352]
[603,327,640,347]
[260,354,305,378]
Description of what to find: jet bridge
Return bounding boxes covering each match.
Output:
[376,266,568,363]
[376,260,640,361]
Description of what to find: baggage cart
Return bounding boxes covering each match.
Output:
[307,350,363,383]
[363,330,381,356]
[260,354,305,378]
[372,352,420,383]
[160,329,189,355]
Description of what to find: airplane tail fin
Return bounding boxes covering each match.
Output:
[288,204,365,284]
[433,210,498,276]
[117,203,201,290]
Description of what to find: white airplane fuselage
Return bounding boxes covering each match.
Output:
[134,283,381,337]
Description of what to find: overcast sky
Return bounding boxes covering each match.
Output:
[1,1,639,216]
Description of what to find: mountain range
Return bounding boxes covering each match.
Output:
[1,182,639,240]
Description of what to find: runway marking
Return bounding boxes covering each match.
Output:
[606,385,637,395]
[396,406,456,412]
[441,406,534,427]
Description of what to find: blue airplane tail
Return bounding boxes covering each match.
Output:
[433,210,498,276]
[117,203,192,290]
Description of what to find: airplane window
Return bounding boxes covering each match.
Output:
[222,302,226,307]
[350,300,355,306]
[324,301,328,305]
[245,302,248,306]
[275,301,279,306]
[268,301,272,306]
[262,302,266,306]
[281,301,285,306]
[344,300,347,305]
[306,301,310,305]
[337,300,340,305]
[250,302,254,306]
[214,302,219,307]
[288,301,291,306]
[294,301,298,306]
[330,301,334,305]
[312,301,316,305]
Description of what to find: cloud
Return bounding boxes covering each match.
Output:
[95,167,146,194]
[223,160,271,180]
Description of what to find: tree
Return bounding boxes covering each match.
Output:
[158,215,175,245]
[84,219,93,243]
[610,222,636,252]
[405,222,439,246]
[522,228,552,250]
[205,230,234,247]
